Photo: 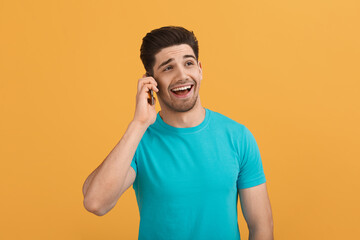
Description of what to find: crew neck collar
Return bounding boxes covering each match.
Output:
[153,108,211,134]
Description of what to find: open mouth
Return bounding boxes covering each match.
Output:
[170,84,194,97]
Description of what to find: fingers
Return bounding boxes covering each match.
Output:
[137,83,158,108]
[140,83,159,96]
[138,75,157,93]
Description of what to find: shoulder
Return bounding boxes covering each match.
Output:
[207,109,246,132]
[207,109,258,147]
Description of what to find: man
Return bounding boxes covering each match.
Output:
[82,26,273,240]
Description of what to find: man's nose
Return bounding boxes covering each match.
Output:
[175,65,188,80]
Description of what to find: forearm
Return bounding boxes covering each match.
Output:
[83,120,147,215]
[82,165,101,197]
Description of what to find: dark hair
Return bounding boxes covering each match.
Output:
[140,26,199,76]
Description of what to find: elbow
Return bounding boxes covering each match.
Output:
[83,197,107,216]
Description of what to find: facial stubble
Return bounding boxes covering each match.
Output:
[158,82,199,113]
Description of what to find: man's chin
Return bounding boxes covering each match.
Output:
[161,97,198,113]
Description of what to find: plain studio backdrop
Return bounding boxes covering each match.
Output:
[0,0,359,239]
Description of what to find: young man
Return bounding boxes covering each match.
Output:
[82,26,273,240]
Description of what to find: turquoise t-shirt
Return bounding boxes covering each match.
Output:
[130,108,266,240]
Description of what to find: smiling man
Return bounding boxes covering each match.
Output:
[82,26,273,240]
[153,46,200,114]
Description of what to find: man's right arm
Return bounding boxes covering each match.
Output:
[82,76,158,216]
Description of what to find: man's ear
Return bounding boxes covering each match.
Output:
[198,61,203,80]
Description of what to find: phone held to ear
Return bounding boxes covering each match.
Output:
[146,72,155,105]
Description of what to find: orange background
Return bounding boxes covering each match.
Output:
[1,0,359,239]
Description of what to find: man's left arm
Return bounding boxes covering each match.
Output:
[239,182,274,240]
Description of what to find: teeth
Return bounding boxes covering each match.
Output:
[172,85,192,91]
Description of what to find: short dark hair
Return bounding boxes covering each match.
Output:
[140,26,199,76]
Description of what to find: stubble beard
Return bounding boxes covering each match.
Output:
[158,86,199,113]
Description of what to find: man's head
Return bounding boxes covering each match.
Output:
[140,26,203,113]
[140,26,199,76]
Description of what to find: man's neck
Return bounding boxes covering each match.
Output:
[159,100,205,128]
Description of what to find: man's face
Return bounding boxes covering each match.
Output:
[152,44,203,113]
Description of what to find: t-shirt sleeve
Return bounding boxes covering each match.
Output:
[130,151,138,175]
[237,126,266,189]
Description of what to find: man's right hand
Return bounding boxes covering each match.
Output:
[133,74,159,127]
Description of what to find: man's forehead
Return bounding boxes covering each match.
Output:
[154,44,195,63]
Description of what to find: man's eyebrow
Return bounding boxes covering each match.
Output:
[184,55,196,60]
[157,55,197,70]
[157,58,174,70]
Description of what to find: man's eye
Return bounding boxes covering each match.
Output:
[164,66,172,71]
[186,61,194,66]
